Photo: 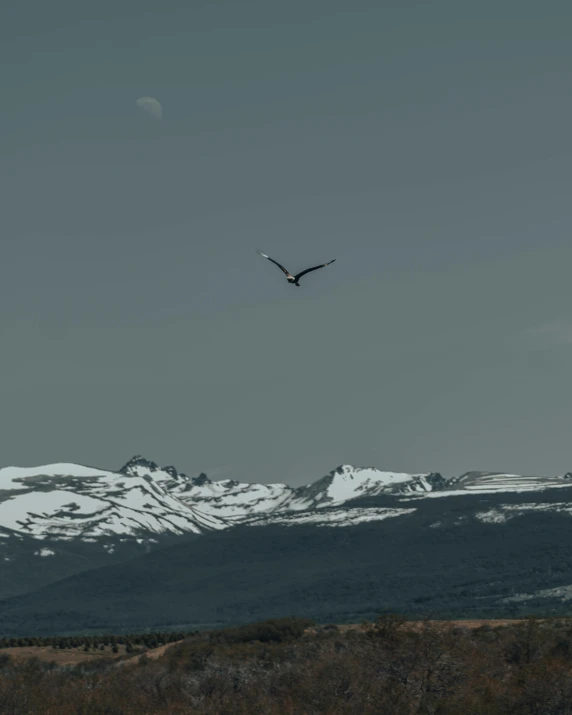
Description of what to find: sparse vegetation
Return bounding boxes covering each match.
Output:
[2,615,572,713]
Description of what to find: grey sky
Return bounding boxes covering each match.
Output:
[1,1,572,485]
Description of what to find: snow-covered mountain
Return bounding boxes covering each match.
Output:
[120,456,293,522]
[119,459,446,520]
[280,465,448,512]
[0,461,226,542]
[1,455,572,546]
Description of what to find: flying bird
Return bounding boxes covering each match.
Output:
[256,251,336,287]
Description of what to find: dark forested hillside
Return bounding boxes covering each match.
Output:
[0,532,198,601]
[2,490,572,636]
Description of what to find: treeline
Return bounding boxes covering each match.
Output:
[0,630,195,652]
[0,618,313,652]
[3,615,572,713]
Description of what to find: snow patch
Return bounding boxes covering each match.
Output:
[504,584,572,603]
[475,509,507,524]
[250,506,416,528]
[475,502,572,524]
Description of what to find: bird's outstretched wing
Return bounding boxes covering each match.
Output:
[256,250,293,277]
[295,259,336,281]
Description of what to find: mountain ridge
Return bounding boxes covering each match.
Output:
[2,455,572,545]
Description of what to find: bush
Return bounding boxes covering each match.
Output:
[209,617,316,645]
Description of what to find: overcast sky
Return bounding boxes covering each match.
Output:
[1,0,572,486]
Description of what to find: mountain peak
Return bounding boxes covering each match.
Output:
[282,465,439,511]
[119,455,161,476]
[119,455,208,489]
[191,472,211,487]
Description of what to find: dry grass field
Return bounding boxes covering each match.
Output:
[4,644,131,665]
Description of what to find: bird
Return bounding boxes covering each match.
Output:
[256,251,336,287]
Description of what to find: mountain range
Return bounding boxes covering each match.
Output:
[1,455,572,635]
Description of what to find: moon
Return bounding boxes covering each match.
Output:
[136,96,163,120]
